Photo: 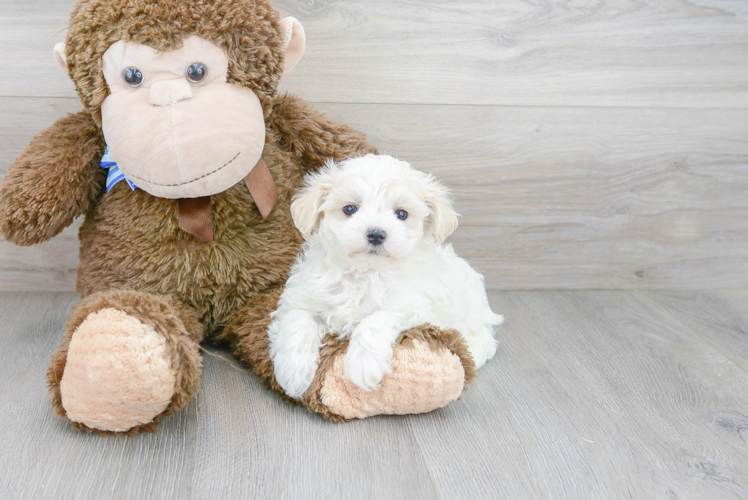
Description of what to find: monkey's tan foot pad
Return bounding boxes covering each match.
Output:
[310,326,476,420]
[57,308,178,432]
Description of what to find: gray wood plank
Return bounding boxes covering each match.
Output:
[191,349,440,500]
[0,0,73,98]
[2,0,747,108]
[636,290,748,371]
[410,290,748,499]
[2,98,747,291]
[0,292,196,500]
[2,291,748,499]
[275,0,748,108]
[334,104,748,290]
[0,97,81,168]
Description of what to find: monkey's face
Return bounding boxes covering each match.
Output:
[100,37,266,199]
[53,3,305,199]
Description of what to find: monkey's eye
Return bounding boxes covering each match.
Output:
[186,63,207,83]
[395,209,408,221]
[343,205,358,216]
[123,67,144,87]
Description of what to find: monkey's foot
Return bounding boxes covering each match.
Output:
[306,324,476,420]
[222,291,475,420]
[47,290,202,434]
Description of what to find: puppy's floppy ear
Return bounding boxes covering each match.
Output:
[291,160,337,239]
[424,175,459,242]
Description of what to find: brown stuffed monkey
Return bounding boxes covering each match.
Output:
[0,0,475,434]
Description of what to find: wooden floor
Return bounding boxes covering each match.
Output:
[1,291,747,499]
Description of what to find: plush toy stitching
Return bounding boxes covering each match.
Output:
[124,152,241,187]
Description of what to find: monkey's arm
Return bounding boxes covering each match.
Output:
[0,112,105,246]
[270,93,378,170]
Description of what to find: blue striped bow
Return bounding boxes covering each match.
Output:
[101,146,137,193]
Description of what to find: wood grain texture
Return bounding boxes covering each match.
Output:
[191,354,441,500]
[275,0,748,108]
[2,98,746,290]
[2,0,748,107]
[1,291,747,499]
[636,290,748,371]
[330,104,748,290]
[0,293,195,500]
[0,0,71,98]
[412,290,748,499]
[1,0,746,290]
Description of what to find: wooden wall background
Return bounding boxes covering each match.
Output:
[1,0,747,291]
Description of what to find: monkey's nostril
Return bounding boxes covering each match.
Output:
[366,228,387,246]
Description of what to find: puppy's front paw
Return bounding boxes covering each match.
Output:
[344,341,393,392]
[273,350,319,400]
[269,309,323,400]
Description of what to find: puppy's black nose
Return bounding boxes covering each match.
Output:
[366,228,387,246]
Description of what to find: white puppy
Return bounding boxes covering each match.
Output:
[269,155,503,399]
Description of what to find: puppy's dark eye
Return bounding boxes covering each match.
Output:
[343,205,358,216]
[123,67,144,87]
[186,63,207,83]
[395,209,408,221]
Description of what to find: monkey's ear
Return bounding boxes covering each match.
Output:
[279,17,306,74]
[53,43,68,73]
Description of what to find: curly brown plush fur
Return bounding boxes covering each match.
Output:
[65,0,286,124]
[0,112,105,246]
[1,0,474,433]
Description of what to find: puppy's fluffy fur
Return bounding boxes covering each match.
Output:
[269,155,503,399]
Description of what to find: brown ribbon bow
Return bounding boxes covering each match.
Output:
[178,157,278,243]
